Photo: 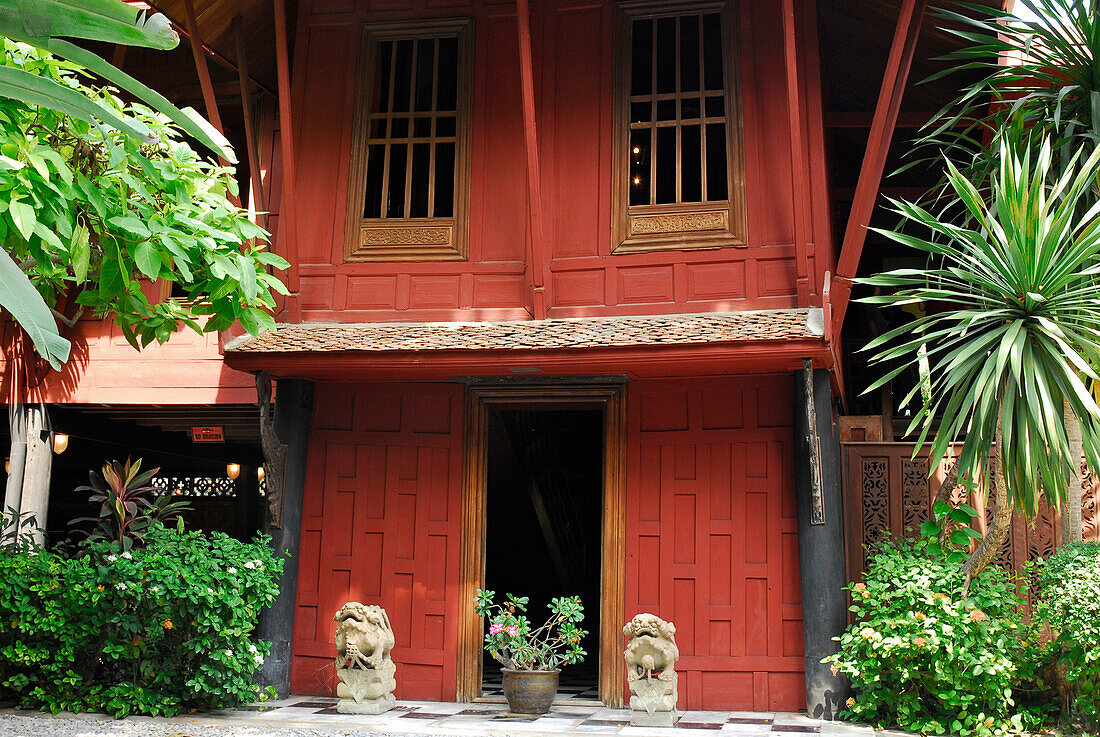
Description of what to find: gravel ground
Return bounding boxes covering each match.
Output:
[0,714,416,737]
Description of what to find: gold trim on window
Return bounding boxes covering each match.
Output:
[612,0,746,254]
[344,18,473,262]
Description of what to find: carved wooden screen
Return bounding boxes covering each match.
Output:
[626,376,804,712]
[842,443,1100,588]
[612,0,746,253]
[290,383,464,699]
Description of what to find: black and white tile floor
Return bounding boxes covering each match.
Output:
[202,695,882,736]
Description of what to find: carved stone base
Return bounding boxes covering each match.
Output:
[629,673,678,728]
[631,709,678,728]
[336,660,396,715]
[337,693,396,715]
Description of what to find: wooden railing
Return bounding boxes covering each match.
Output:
[842,443,1100,585]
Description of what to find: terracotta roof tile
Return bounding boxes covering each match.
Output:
[226,309,822,354]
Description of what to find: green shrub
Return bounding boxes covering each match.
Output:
[0,522,281,717]
[826,537,1034,737]
[1035,541,1100,727]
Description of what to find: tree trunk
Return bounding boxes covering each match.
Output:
[962,418,1012,584]
[4,404,52,546]
[1062,398,1084,545]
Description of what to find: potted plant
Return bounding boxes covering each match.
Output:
[474,589,587,714]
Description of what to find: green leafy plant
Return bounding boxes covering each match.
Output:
[71,458,190,550]
[861,133,1100,578]
[474,589,587,671]
[0,39,286,369]
[0,522,281,717]
[826,536,1037,737]
[1034,541,1100,728]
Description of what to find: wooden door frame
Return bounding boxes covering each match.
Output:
[456,380,627,707]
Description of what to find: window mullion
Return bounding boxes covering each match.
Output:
[428,37,440,218]
[378,41,399,220]
[674,17,682,204]
[649,20,657,207]
[698,13,708,201]
[403,40,419,219]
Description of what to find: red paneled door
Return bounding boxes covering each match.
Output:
[290,383,465,700]
[625,376,805,711]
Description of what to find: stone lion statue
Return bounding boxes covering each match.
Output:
[623,612,679,683]
[334,601,395,671]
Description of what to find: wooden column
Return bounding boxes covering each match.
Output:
[274,0,301,320]
[235,16,266,222]
[794,366,849,718]
[831,0,928,336]
[781,0,814,306]
[182,0,224,136]
[515,0,551,319]
[256,379,314,697]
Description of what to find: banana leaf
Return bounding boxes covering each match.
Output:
[0,0,178,49]
[0,248,70,370]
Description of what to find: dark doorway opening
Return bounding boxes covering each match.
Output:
[481,407,604,701]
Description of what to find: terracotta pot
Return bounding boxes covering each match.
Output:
[501,668,560,714]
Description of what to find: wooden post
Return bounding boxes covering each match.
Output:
[515,0,550,319]
[273,0,301,318]
[255,379,314,697]
[235,16,267,223]
[182,0,224,136]
[831,0,928,336]
[781,0,814,306]
[794,367,849,718]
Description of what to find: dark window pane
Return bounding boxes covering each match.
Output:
[631,101,651,123]
[386,143,407,217]
[414,117,432,137]
[681,124,701,202]
[629,128,650,206]
[680,15,700,92]
[434,142,455,216]
[705,123,727,201]
[437,116,456,137]
[437,37,458,110]
[415,39,436,112]
[369,118,387,139]
[375,41,393,113]
[656,99,676,121]
[655,126,675,204]
[705,95,725,118]
[703,13,724,91]
[392,39,413,112]
[391,117,409,138]
[631,19,652,96]
[363,144,386,218]
[655,17,676,94]
[681,97,700,120]
[410,143,431,217]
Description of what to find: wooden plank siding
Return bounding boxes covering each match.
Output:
[278,0,831,322]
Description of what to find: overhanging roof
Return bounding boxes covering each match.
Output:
[223,310,829,380]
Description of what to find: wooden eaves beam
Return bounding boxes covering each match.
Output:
[830,0,928,339]
[182,0,224,136]
[235,15,266,222]
[781,0,815,307]
[515,0,551,320]
[274,0,301,320]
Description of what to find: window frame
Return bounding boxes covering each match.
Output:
[611,0,747,255]
[344,18,474,262]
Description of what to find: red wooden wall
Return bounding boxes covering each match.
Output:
[290,382,465,699]
[283,0,831,322]
[625,376,805,711]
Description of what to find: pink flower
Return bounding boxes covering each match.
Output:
[489,623,504,635]
[506,625,519,637]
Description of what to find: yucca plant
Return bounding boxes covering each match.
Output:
[862,134,1100,579]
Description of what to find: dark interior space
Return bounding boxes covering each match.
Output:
[482,407,604,699]
[1,405,265,547]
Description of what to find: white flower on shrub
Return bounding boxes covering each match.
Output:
[106,555,117,562]
[121,551,132,560]
[225,648,234,659]
[243,561,255,570]
[228,567,237,574]
[116,582,126,590]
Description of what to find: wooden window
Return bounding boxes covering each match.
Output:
[345,19,472,261]
[612,1,746,254]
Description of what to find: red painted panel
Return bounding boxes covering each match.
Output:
[625,375,804,712]
[291,383,464,701]
[551,270,605,306]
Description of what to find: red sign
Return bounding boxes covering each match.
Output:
[191,426,224,443]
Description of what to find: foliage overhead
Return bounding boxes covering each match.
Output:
[861,134,1100,517]
[916,0,1100,189]
[0,41,287,369]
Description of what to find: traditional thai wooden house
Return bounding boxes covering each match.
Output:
[0,0,1009,717]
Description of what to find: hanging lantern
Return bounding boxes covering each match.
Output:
[52,433,69,454]
[226,463,241,480]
